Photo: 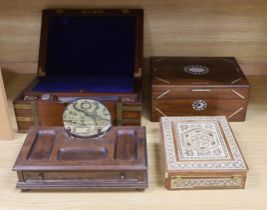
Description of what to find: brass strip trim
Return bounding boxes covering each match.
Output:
[156,90,170,99]
[122,119,140,124]
[14,104,32,110]
[122,106,142,112]
[232,89,245,99]
[155,107,167,116]
[228,107,244,119]
[231,77,242,84]
[116,103,123,126]
[30,101,39,126]
[17,129,28,133]
[16,117,33,122]
[155,77,170,84]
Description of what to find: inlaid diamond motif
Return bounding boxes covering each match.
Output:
[176,123,230,160]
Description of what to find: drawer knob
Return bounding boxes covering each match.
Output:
[192,100,208,111]
[38,173,44,180]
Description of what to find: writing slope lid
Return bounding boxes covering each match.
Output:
[160,116,248,173]
[38,9,143,78]
[152,57,250,86]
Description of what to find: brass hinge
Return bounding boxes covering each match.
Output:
[56,9,64,14]
[121,9,130,14]
[38,67,46,77]
[134,68,142,77]
[81,9,104,14]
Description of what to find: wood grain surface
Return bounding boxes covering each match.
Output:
[0,69,13,140]
[0,74,266,209]
[1,0,267,75]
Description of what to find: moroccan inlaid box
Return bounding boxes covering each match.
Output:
[13,9,143,132]
[160,116,248,190]
[13,126,148,191]
[151,57,250,122]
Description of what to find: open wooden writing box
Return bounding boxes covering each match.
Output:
[13,9,143,132]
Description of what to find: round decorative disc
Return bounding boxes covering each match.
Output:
[184,65,209,75]
[63,99,112,138]
[192,100,208,111]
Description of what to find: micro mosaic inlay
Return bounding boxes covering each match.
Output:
[171,177,242,189]
[161,116,247,171]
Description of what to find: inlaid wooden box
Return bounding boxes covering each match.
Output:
[13,9,143,132]
[160,116,248,190]
[13,126,148,191]
[151,57,250,122]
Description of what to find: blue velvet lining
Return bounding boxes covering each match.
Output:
[45,15,136,77]
[32,76,134,92]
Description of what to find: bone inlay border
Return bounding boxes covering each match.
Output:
[155,57,167,63]
[231,89,245,99]
[155,77,171,84]
[228,107,244,119]
[155,107,167,116]
[161,116,247,171]
[231,77,242,84]
[157,90,170,99]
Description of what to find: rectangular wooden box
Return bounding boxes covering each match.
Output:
[160,116,248,190]
[13,9,144,132]
[13,126,148,191]
[151,57,250,122]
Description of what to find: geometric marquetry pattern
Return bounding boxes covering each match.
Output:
[161,116,247,171]
[176,122,230,160]
[171,177,242,189]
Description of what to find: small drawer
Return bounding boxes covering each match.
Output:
[23,171,145,182]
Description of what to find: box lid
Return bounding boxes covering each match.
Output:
[37,9,143,78]
[160,116,248,174]
[152,57,250,87]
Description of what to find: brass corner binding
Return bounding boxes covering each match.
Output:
[116,103,141,126]
[38,67,46,77]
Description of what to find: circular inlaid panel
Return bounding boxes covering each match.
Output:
[184,65,209,75]
[63,99,111,138]
[192,100,208,111]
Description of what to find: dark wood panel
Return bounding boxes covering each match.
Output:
[152,87,250,100]
[152,99,248,122]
